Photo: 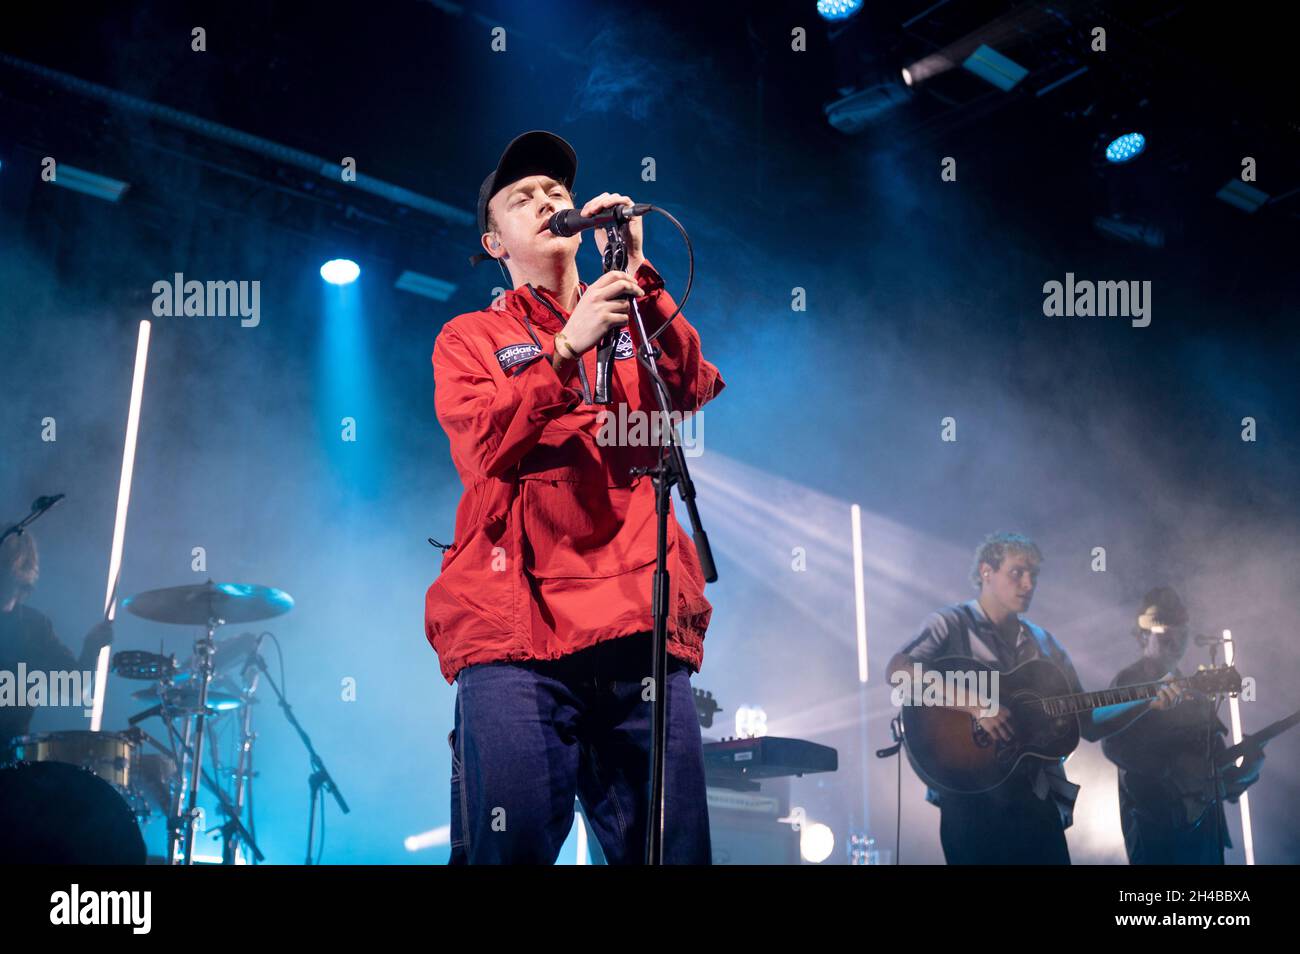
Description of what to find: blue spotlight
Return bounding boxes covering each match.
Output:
[320,258,360,285]
[818,0,862,22]
[1105,132,1146,164]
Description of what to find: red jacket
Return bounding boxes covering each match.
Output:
[425,260,725,684]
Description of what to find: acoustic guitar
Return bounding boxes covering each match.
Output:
[900,656,1242,794]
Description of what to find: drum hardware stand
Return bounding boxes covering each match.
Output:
[206,695,262,865]
[161,616,220,865]
[140,710,265,864]
[127,695,189,860]
[225,636,264,864]
[158,696,191,864]
[117,582,291,863]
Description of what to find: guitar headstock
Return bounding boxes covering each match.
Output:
[1185,664,1242,696]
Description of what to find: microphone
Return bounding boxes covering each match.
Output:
[0,494,65,547]
[550,202,650,403]
[243,632,267,680]
[1195,633,1230,646]
[548,204,651,237]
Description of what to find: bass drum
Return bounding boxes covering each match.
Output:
[0,761,146,864]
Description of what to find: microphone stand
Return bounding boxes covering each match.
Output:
[601,223,717,864]
[0,494,65,546]
[250,651,350,864]
[1201,636,1228,864]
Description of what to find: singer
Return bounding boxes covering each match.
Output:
[425,130,725,864]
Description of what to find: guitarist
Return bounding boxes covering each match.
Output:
[1101,587,1263,864]
[887,532,1166,864]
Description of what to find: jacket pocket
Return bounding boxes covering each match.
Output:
[518,472,657,580]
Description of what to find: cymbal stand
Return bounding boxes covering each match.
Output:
[170,616,219,865]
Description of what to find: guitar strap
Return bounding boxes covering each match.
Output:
[955,604,977,658]
[957,602,1081,824]
[958,602,1014,669]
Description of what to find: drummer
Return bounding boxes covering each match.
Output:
[0,528,114,744]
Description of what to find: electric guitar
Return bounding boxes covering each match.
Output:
[900,656,1242,794]
[1159,705,1295,825]
[1217,708,1300,770]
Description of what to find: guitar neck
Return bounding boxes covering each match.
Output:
[1040,677,1185,717]
[1220,708,1300,764]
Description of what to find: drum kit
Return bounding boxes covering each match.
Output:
[0,580,295,865]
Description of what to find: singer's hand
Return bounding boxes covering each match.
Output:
[585,193,644,270]
[562,270,644,355]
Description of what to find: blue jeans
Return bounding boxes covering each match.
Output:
[447,632,711,864]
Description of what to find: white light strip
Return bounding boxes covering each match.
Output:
[575,806,589,865]
[403,825,450,852]
[1222,630,1254,865]
[92,320,151,732]
[851,504,867,683]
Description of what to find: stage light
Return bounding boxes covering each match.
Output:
[320,258,360,285]
[1092,214,1164,249]
[735,705,768,739]
[404,826,450,852]
[1105,132,1146,164]
[800,822,835,863]
[1216,179,1269,213]
[962,44,1029,92]
[901,67,913,87]
[817,0,862,21]
[51,164,130,202]
[92,319,152,730]
[1223,632,1255,865]
[825,79,912,133]
[852,504,867,683]
[395,269,457,301]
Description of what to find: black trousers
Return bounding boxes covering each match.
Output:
[938,785,1071,865]
[1122,807,1226,865]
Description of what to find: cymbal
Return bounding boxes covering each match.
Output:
[122,581,293,626]
[131,673,246,713]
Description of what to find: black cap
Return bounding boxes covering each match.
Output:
[476,130,578,238]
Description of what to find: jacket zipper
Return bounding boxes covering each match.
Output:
[526,285,592,404]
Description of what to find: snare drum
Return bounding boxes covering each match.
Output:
[5,730,140,794]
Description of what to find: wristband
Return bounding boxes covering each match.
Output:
[554,332,579,361]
